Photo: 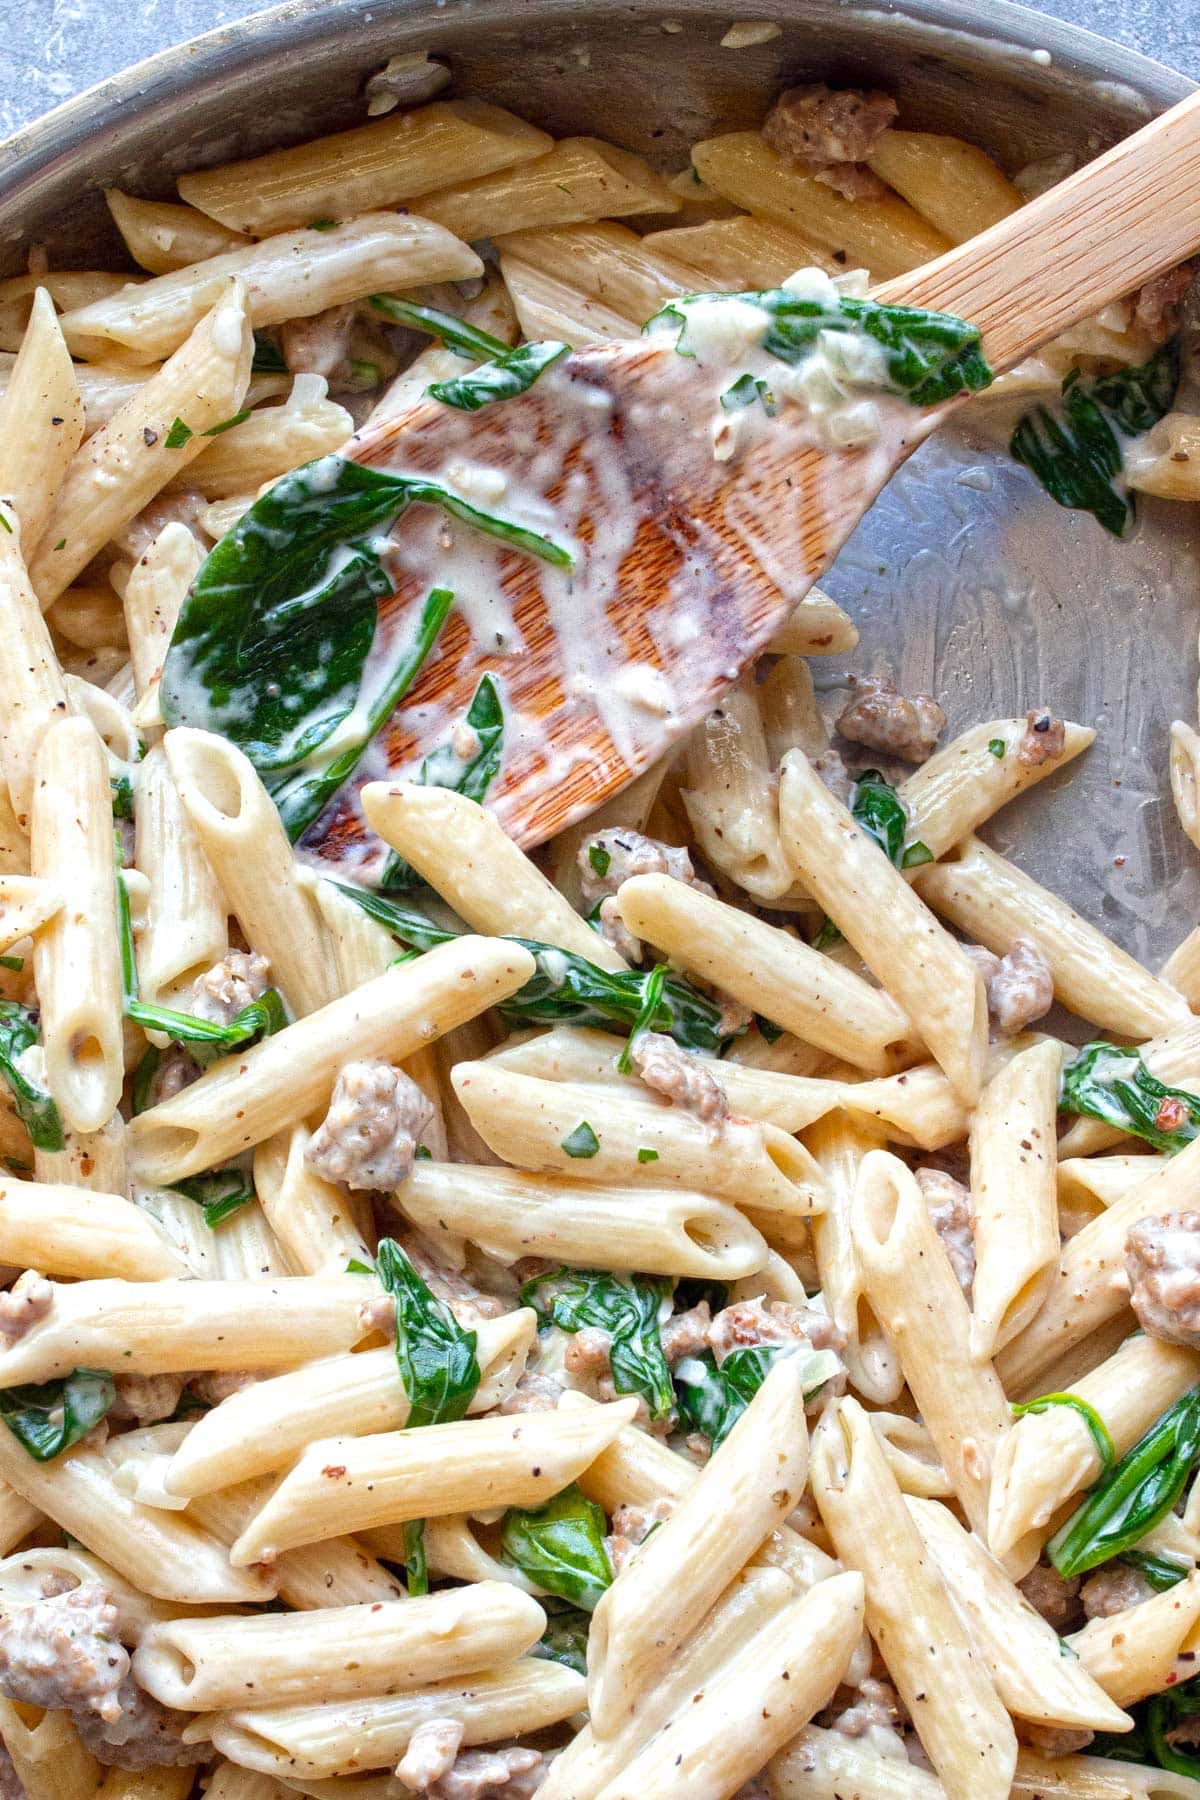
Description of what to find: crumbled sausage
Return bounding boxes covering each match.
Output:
[1134,263,1195,343]
[190,950,271,1026]
[0,1273,52,1341]
[405,1745,548,1799]
[1126,1212,1200,1348]
[73,1676,208,1770]
[763,85,897,199]
[606,1497,675,1574]
[0,1742,22,1800]
[150,1048,200,1104]
[630,1032,729,1128]
[707,1297,846,1363]
[393,1718,465,1792]
[961,942,1001,987]
[989,939,1055,1035]
[596,896,643,965]
[188,1369,259,1406]
[835,676,945,764]
[498,1371,564,1414]
[827,1677,909,1760]
[110,1374,185,1426]
[563,1326,613,1380]
[731,1784,772,1800]
[1018,1561,1083,1633]
[660,1302,712,1363]
[400,1233,509,1327]
[279,303,358,382]
[914,1168,975,1297]
[579,829,700,907]
[305,1061,435,1191]
[1020,1725,1095,1760]
[811,746,855,804]
[1081,1564,1155,1619]
[1017,710,1067,769]
[1167,1713,1200,1751]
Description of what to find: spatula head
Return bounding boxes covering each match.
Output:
[304,338,936,874]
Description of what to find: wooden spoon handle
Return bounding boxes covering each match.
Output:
[873,88,1200,371]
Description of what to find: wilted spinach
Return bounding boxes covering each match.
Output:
[0,1369,115,1460]
[674,1343,842,1448]
[500,1483,614,1610]
[1059,1042,1200,1154]
[1048,1385,1200,1576]
[521,1267,674,1419]
[170,1167,256,1229]
[379,675,505,892]
[0,1004,62,1152]
[429,341,569,411]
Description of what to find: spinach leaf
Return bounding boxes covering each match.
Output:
[375,1236,481,1429]
[131,1046,161,1116]
[110,773,135,820]
[160,456,571,842]
[0,1369,115,1460]
[1059,1042,1200,1154]
[1009,1392,1115,1471]
[649,287,994,406]
[1010,342,1180,537]
[532,1599,591,1674]
[721,373,776,415]
[521,1267,674,1419]
[370,295,510,361]
[1048,1385,1200,1576]
[402,1518,429,1597]
[616,964,667,1076]
[674,1343,842,1448]
[329,882,732,1052]
[1120,1549,1191,1591]
[380,675,506,892]
[814,769,932,946]
[561,1121,600,1159]
[116,871,287,1066]
[1148,1675,1200,1779]
[429,341,569,412]
[500,1483,614,1610]
[170,1167,255,1229]
[0,1003,63,1152]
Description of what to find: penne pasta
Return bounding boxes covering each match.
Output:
[682,683,795,898]
[0,503,68,831]
[898,718,1095,860]
[867,130,1025,242]
[0,287,85,559]
[643,212,841,285]
[0,1174,184,1279]
[106,187,253,274]
[806,1108,902,1404]
[418,138,681,243]
[767,585,860,656]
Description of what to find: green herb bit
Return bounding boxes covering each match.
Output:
[370,295,509,361]
[171,1167,255,1229]
[637,1147,659,1164]
[130,1045,162,1116]
[500,1484,614,1610]
[429,340,569,412]
[309,217,338,230]
[110,773,135,820]
[987,738,1007,759]
[616,964,668,1076]
[521,1267,673,1418]
[380,675,505,891]
[403,1518,429,1596]
[201,410,251,437]
[1048,1384,1200,1577]
[1119,1549,1191,1591]
[0,1369,115,1460]
[720,372,776,415]
[1010,1392,1115,1471]
[375,1236,480,1429]
[1059,1042,1200,1155]
[587,844,611,880]
[0,513,11,534]
[0,1001,63,1152]
[0,956,23,974]
[164,418,194,449]
[561,1121,600,1159]
[350,359,382,387]
[674,1343,841,1448]
[1148,1673,1200,1778]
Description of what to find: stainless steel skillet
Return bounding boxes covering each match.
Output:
[0,0,1195,966]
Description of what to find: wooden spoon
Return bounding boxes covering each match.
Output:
[312,89,1200,867]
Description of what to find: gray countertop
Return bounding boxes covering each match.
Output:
[0,0,1195,140]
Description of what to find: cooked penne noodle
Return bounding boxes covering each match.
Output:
[500,254,641,343]
[770,1723,944,1800]
[0,1175,184,1279]
[811,1398,1017,1800]
[593,1572,866,1799]
[682,684,794,899]
[46,586,127,651]
[853,1151,1010,1539]
[29,286,253,604]
[495,221,690,326]
[35,1112,126,1192]
[756,653,829,766]
[122,521,203,715]
[1126,412,1200,500]
[0,875,56,952]
[106,188,253,274]
[228,1399,639,1564]
[0,1423,274,1604]
[251,1125,373,1276]
[778,749,987,1104]
[616,872,918,1073]
[642,212,841,284]
[1170,719,1200,850]
[0,1699,102,1800]
[0,500,69,835]
[767,585,860,656]
[0,287,85,558]
[588,1357,811,1734]
[133,742,228,1010]
[419,138,680,243]
[58,216,482,363]
[361,780,627,970]
[998,1138,1200,1394]
[0,1272,376,1384]
[1068,1572,1200,1708]
[165,375,352,499]
[134,1583,545,1710]
[913,836,1190,1039]
[968,1038,1062,1360]
[398,1156,768,1279]
[206,1659,586,1779]
[867,130,1024,241]
[987,1334,1200,1560]
[899,718,1095,860]
[690,133,953,278]
[0,1479,42,1554]
[907,1497,1131,1731]
[177,99,553,235]
[30,715,124,1134]
[128,936,534,1182]
[452,1059,824,1219]
[806,1108,902,1404]
[1056,1151,1163,1237]
[1162,921,1200,1008]
[159,1311,536,1497]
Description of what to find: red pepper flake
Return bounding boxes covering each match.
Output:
[321,1464,347,1479]
[1155,1097,1188,1132]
